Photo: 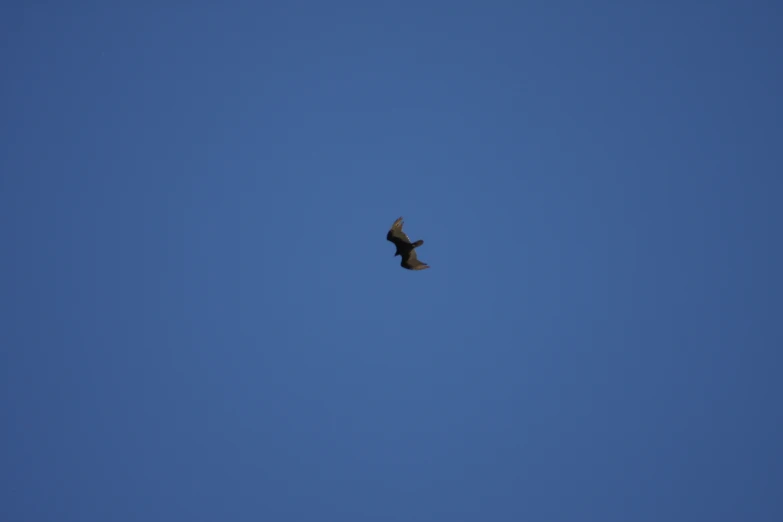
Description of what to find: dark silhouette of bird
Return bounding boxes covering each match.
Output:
[387,217,430,270]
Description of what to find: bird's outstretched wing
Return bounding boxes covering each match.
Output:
[387,216,412,246]
[402,248,430,270]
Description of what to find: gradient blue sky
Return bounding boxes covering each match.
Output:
[2,3,782,521]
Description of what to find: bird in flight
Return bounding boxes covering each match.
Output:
[387,217,430,270]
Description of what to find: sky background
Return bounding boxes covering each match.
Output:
[1,2,782,521]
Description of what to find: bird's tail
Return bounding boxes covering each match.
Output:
[412,240,424,248]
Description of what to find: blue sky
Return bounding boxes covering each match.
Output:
[1,3,781,521]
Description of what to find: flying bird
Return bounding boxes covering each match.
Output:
[387,217,430,270]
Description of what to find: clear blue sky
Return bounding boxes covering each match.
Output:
[2,3,781,521]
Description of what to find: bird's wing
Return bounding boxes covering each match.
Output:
[403,249,430,270]
[387,216,412,245]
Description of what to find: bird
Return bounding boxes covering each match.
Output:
[387,217,430,270]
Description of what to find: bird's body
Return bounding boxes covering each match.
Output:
[387,217,430,270]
